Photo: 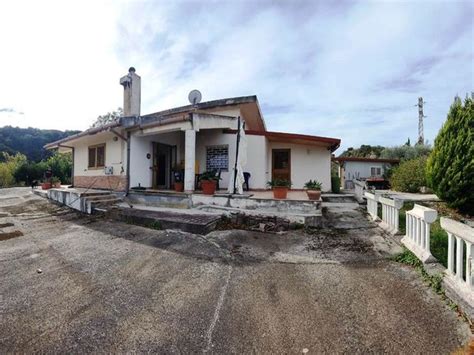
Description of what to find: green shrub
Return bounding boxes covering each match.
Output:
[427,96,474,213]
[331,176,340,193]
[390,157,427,193]
[13,152,72,186]
[0,153,27,187]
[45,152,72,184]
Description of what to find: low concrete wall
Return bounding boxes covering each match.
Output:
[47,189,90,213]
[192,194,321,214]
[125,191,192,209]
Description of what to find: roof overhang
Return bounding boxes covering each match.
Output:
[44,122,121,150]
[332,157,400,163]
[224,129,341,152]
[136,95,265,131]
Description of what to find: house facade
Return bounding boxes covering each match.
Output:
[332,156,399,189]
[45,68,341,193]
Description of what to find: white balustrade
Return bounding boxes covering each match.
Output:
[378,196,403,234]
[440,217,473,307]
[401,204,437,263]
[354,180,366,202]
[364,191,379,220]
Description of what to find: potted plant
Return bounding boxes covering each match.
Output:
[41,181,52,190]
[304,179,322,200]
[51,176,61,188]
[267,179,292,199]
[200,170,220,195]
[173,171,184,192]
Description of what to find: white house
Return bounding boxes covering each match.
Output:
[45,68,341,193]
[332,156,399,189]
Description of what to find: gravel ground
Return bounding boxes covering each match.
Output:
[0,187,471,353]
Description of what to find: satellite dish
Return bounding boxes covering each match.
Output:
[188,90,202,105]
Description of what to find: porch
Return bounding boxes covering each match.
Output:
[128,112,242,192]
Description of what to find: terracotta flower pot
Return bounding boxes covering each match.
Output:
[306,189,321,201]
[174,182,184,192]
[273,186,288,199]
[52,182,61,188]
[201,180,217,195]
[41,182,52,190]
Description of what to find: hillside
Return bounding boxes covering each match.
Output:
[0,126,80,162]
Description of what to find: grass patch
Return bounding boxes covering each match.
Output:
[392,248,443,294]
[398,201,449,268]
[398,201,414,235]
[147,220,162,230]
[430,220,448,268]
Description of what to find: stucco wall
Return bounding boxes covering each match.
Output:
[196,129,237,189]
[343,161,392,180]
[243,134,268,189]
[129,131,183,188]
[266,142,332,191]
[72,131,126,178]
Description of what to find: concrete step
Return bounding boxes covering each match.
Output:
[85,194,117,201]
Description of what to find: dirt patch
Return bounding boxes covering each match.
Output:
[0,230,23,241]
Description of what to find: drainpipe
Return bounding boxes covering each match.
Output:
[58,144,75,187]
[125,131,131,195]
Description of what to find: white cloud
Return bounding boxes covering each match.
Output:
[0,0,472,153]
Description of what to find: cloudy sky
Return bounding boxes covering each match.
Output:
[0,0,472,152]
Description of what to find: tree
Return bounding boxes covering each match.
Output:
[14,152,72,185]
[0,126,80,162]
[0,153,27,187]
[427,96,473,213]
[390,156,427,193]
[380,144,431,161]
[339,145,385,158]
[91,108,123,128]
[46,152,73,184]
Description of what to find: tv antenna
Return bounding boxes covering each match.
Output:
[188,90,202,106]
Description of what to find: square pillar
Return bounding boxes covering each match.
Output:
[184,130,196,192]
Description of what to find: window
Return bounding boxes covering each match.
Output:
[206,145,228,171]
[371,166,382,176]
[88,144,106,168]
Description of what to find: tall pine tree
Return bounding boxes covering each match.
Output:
[427,96,474,214]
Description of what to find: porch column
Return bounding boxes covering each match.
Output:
[184,129,196,192]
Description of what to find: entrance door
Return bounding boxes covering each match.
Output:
[152,143,173,189]
[272,149,291,181]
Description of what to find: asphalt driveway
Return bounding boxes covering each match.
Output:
[0,188,470,353]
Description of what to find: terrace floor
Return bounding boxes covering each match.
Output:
[0,187,471,353]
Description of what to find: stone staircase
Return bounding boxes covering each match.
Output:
[84,192,122,213]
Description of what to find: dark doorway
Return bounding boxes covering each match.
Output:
[152,143,175,189]
[272,149,291,181]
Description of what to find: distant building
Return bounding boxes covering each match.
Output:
[332,156,399,189]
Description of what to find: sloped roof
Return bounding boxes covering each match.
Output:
[224,129,341,152]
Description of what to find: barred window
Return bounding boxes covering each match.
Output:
[206,145,229,171]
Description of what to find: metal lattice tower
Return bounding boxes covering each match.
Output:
[417,97,425,145]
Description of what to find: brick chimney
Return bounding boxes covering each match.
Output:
[120,67,141,117]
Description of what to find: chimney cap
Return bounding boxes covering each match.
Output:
[128,67,136,73]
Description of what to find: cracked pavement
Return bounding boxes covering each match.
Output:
[0,188,471,353]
